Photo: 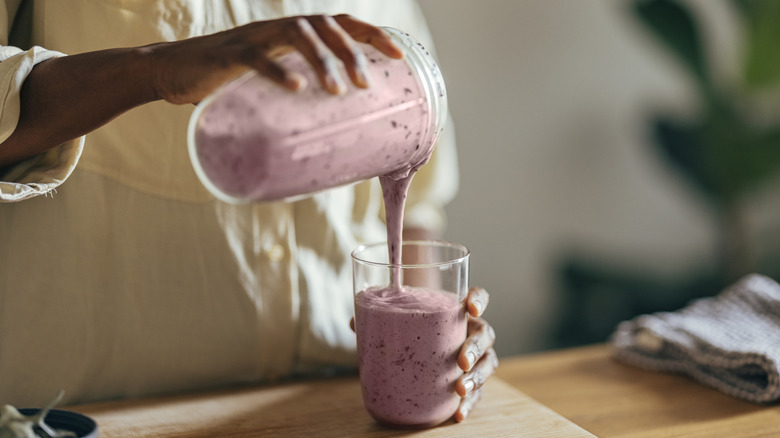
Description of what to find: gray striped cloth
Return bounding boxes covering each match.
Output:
[611,274,780,403]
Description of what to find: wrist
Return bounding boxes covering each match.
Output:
[131,43,167,104]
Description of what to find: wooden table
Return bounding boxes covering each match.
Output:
[496,344,780,437]
[70,344,780,437]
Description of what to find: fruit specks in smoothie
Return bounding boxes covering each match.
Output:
[356,288,465,427]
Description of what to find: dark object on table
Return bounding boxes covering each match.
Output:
[17,409,97,438]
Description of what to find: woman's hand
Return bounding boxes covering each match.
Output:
[147,14,403,104]
[348,286,498,423]
[454,287,498,422]
[1,14,402,168]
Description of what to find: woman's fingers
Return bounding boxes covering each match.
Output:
[280,17,346,94]
[458,316,496,371]
[454,387,483,423]
[308,15,371,89]
[153,14,402,103]
[228,15,402,94]
[333,14,403,59]
[240,51,306,91]
[452,288,495,421]
[466,287,489,318]
[275,14,400,93]
[456,347,498,397]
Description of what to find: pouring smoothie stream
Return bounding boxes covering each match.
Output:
[189,28,465,429]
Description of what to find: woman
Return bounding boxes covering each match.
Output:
[0,0,496,422]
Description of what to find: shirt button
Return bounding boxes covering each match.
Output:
[267,243,285,262]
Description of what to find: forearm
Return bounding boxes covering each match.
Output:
[0,14,402,170]
[0,46,159,168]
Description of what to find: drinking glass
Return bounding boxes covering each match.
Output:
[352,240,469,428]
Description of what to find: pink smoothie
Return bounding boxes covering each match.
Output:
[379,173,414,289]
[355,286,467,428]
[189,33,440,203]
[189,27,458,428]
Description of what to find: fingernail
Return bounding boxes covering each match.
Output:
[356,68,371,88]
[467,351,477,370]
[326,74,346,94]
[471,299,484,317]
[355,54,371,88]
[284,73,306,91]
[462,379,475,394]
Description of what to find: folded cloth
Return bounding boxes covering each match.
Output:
[611,273,780,403]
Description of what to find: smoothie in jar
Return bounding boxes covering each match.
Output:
[188,28,446,204]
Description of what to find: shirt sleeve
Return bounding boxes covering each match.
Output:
[0,1,84,202]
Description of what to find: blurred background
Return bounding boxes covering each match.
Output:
[418,0,780,357]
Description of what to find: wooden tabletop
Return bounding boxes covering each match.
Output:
[69,344,780,437]
[72,373,592,437]
[496,344,780,437]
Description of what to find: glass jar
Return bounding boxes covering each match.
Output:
[187,27,448,203]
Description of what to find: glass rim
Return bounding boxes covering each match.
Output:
[351,240,470,269]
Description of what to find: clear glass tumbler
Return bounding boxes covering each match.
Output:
[352,241,469,429]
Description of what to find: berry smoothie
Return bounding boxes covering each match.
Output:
[189,29,443,203]
[188,25,461,428]
[379,173,414,289]
[355,286,467,428]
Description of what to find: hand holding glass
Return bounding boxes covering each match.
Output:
[352,241,469,428]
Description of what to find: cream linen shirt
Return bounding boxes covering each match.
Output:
[0,0,459,406]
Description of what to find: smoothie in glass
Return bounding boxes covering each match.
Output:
[352,241,469,428]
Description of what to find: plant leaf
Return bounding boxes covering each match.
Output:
[632,0,709,86]
[651,116,719,203]
[731,0,762,26]
[740,0,780,89]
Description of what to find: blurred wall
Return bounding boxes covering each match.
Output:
[418,0,780,357]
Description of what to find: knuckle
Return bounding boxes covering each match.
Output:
[317,52,338,70]
[333,13,358,26]
[322,14,340,27]
[472,338,484,357]
[474,369,487,387]
[288,17,312,36]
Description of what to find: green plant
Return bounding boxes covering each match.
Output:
[634,0,780,279]
[548,0,780,350]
